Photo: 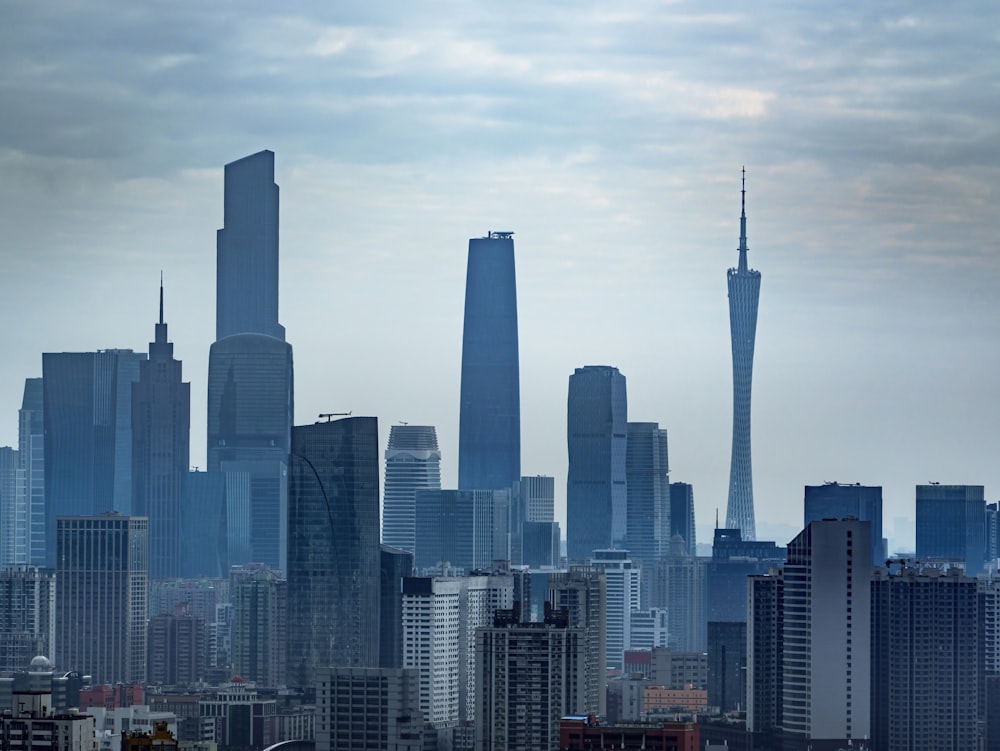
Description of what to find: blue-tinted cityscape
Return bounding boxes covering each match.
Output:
[2,4,1000,751]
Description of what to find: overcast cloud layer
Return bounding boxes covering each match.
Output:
[2,1,998,550]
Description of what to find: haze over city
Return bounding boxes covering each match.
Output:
[2,1,998,552]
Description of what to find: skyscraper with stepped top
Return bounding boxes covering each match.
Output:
[726,170,761,540]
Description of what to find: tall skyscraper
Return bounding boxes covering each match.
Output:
[55,513,148,684]
[915,483,986,575]
[625,422,670,563]
[590,549,641,670]
[132,283,191,581]
[804,482,885,566]
[0,448,20,565]
[511,475,556,566]
[18,379,45,566]
[726,171,761,540]
[286,417,380,688]
[231,565,287,688]
[381,424,441,552]
[566,365,627,561]
[380,545,414,670]
[208,150,293,573]
[413,488,510,573]
[216,150,284,342]
[458,232,520,491]
[43,349,146,565]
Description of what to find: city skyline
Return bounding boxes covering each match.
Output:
[2,3,999,552]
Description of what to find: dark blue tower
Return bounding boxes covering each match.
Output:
[458,232,520,491]
[726,170,761,540]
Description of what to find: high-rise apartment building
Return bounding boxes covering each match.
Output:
[669,482,696,557]
[287,417,380,688]
[781,519,871,743]
[43,349,146,565]
[747,571,783,734]
[458,232,520,492]
[380,545,414,670]
[590,549,641,670]
[625,422,670,563]
[548,567,607,715]
[316,667,423,751]
[916,483,986,575]
[804,482,885,566]
[0,566,55,672]
[871,565,978,751]
[381,424,441,553]
[132,284,190,581]
[707,621,746,714]
[566,365,627,561]
[147,611,207,686]
[231,565,286,688]
[726,172,761,540]
[475,606,587,751]
[55,513,148,684]
[208,150,293,574]
[18,378,45,566]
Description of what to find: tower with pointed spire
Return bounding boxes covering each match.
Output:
[726,169,761,540]
[132,277,191,580]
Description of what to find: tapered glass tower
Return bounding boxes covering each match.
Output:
[726,171,760,540]
[458,231,520,491]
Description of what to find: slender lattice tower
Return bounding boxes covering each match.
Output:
[726,169,761,540]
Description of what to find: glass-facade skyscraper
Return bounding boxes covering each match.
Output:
[381,424,441,552]
[18,378,45,566]
[726,171,761,540]
[625,422,670,563]
[132,283,190,581]
[287,417,380,688]
[566,365,627,562]
[804,482,884,566]
[208,150,293,574]
[458,232,520,491]
[915,484,986,575]
[42,349,146,566]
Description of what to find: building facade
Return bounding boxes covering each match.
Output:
[55,513,148,684]
[669,482,696,557]
[316,667,423,751]
[43,349,145,565]
[286,417,380,688]
[413,488,510,573]
[0,566,55,673]
[566,365,627,561]
[590,549,641,670]
[458,231,520,492]
[231,566,286,688]
[475,606,586,751]
[18,378,45,566]
[804,482,885,566]
[725,173,761,541]
[915,483,986,575]
[547,566,607,716]
[131,284,190,581]
[625,423,670,564]
[381,424,441,553]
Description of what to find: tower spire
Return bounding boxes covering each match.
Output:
[154,273,168,346]
[159,270,164,326]
[738,167,748,273]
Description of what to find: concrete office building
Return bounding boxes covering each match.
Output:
[590,549,641,670]
[316,667,423,751]
[0,566,55,672]
[548,566,607,716]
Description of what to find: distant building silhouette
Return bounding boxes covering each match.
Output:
[147,610,206,686]
[625,422,670,563]
[287,417,380,688]
[804,482,885,566]
[458,232,520,491]
[726,171,761,540]
[0,448,19,566]
[669,482,697,557]
[916,483,986,574]
[42,349,145,565]
[231,564,286,688]
[380,545,414,670]
[56,513,148,684]
[566,365,627,561]
[708,621,746,714]
[18,378,45,566]
[132,282,190,580]
[208,150,293,573]
[382,424,441,553]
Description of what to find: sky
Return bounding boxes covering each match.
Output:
[2,1,998,553]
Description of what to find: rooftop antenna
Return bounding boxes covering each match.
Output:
[159,270,164,325]
[738,167,749,273]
